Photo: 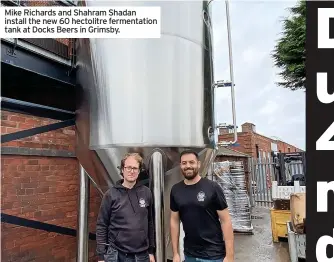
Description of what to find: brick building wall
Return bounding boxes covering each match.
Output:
[1,111,102,262]
[218,122,303,159]
[0,0,97,260]
[218,132,254,156]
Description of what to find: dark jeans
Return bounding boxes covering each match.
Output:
[184,255,224,262]
[104,246,150,262]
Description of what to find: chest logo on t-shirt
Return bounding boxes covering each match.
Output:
[197,191,206,202]
[139,198,146,208]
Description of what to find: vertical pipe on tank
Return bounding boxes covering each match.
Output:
[150,152,165,262]
[225,0,237,144]
[77,165,89,262]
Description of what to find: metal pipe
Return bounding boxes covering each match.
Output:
[225,0,237,144]
[150,152,165,262]
[83,169,104,198]
[211,0,238,147]
[77,165,89,262]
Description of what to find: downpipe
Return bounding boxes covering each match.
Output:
[208,0,238,148]
[77,165,90,262]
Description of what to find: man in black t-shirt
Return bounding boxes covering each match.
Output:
[170,150,234,262]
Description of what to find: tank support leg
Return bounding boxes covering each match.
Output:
[150,151,165,262]
[77,165,89,262]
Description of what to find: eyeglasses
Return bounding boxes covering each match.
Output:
[124,166,140,172]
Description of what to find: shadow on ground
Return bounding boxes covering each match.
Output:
[235,207,290,262]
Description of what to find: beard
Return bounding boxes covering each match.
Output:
[182,167,199,180]
[124,173,138,183]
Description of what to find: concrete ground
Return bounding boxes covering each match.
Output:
[234,207,290,262]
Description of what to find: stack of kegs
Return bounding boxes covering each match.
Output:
[212,161,253,233]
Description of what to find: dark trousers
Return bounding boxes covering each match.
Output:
[184,256,224,262]
[104,246,150,262]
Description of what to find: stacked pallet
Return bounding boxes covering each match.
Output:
[212,161,253,233]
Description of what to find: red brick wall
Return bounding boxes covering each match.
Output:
[253,133,272,159]
[1,112,75,150]
[219,125,302,159]
[276,139,301,153]
[1,111,101,262]
[253,133,301,157]
[241,123,255,133]
[218,132,254,156]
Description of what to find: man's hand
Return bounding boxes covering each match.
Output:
[149,254,155,262]
[223,256,234,262]
[173,253,181,262]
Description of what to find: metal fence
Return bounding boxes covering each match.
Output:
[249,158,304,208]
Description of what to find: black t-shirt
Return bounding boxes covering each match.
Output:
[170,177,228,260]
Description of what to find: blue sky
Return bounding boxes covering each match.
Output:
[210,0,305,150]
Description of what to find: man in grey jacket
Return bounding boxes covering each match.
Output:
[96,153,156,262]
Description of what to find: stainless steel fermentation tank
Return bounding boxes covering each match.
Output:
[75,1,237,261]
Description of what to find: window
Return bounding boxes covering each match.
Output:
[271,142,278,152]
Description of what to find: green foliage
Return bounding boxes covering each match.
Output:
[272,0,306,91]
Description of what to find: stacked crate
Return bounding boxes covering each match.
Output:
[212,161,253,233]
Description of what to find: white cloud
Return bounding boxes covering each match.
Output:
[258,83,275,97]
[242,47,268,65]
[259,100,280,116]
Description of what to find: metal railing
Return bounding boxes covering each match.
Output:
[2,0,77,7]
[1,0,76,63]
[249,158,305,208]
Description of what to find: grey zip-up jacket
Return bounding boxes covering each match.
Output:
[96,180,155,260]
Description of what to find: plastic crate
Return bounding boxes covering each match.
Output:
[272,181,306,200]
[270,208,291,242]
[287,221,306,262]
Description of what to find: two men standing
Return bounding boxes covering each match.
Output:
[96,150,234,262]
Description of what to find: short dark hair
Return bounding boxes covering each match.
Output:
[180,149,199,161]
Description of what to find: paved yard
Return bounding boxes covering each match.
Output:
[234,207,290,262]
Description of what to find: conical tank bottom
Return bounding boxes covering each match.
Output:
[75,1,217,261]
